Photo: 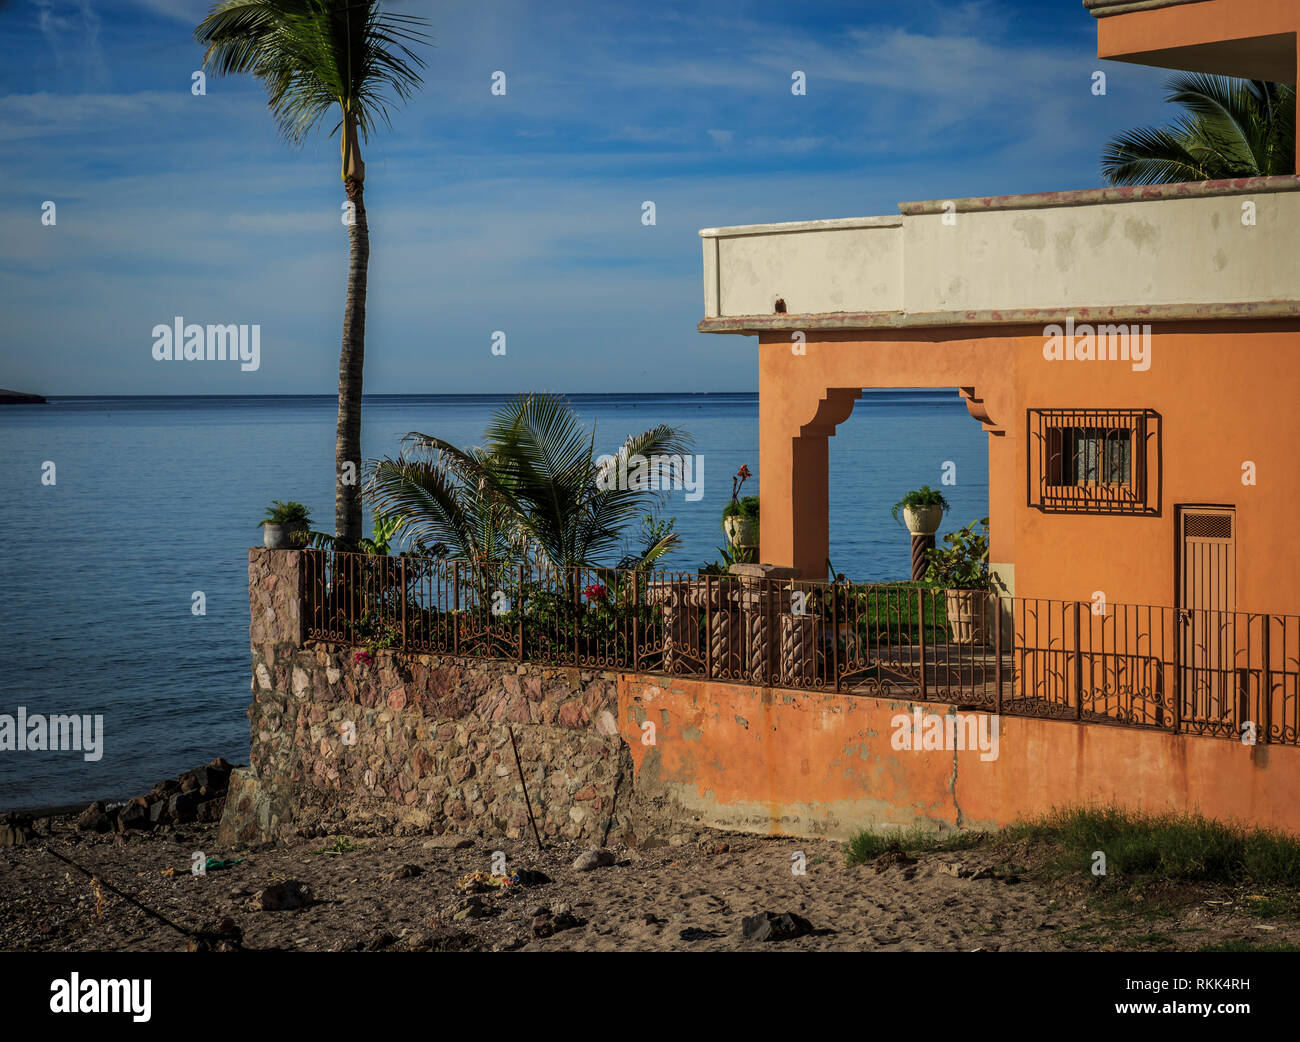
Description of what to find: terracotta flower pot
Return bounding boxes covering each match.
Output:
[944,588,993,645]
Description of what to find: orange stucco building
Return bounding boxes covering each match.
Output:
[637,0,1300,837]
[701,0,1300,620]
[236,1,1300,853]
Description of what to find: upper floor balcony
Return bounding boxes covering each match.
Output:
[698,175,1300,334]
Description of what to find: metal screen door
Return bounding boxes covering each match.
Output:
[1177,506,1236,728]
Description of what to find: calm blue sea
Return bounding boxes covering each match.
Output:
[0,391,987,809]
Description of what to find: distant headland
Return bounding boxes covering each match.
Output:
[0,388,46,404]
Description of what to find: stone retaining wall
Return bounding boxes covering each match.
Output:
[221,550,689,847]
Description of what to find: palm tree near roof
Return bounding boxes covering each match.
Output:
[1101,73,1294,185]
[194,0,430,546]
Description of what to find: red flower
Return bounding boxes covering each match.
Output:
[584,583,607,600]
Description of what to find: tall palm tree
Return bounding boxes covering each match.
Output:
[195,1,429,547]
[366,393,692,579]
[1102,73,1295,185]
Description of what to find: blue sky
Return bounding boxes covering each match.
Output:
[0,0,1173,395]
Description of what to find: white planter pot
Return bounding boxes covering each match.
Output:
[724,516,759,548]
[903,504,944,536]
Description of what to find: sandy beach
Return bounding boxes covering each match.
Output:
[3,814,1295,953]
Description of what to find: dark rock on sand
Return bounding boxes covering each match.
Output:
[250,880,313,911]
[572,848,615,871]
[741,911,813,942]
[531,900,580,938]
[0,813,36,847]
[76,802,113,833]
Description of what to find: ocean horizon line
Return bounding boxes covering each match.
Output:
[30,388,964,402]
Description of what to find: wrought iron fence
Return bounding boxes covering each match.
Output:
[300,549,1299,747]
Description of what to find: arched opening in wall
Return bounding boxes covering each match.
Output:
[826,387,990,583]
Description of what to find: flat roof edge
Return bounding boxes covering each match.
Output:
[900,175,1300,216]
[699,215,903,238]
[699,299,1300,334]
[1084,0,1208,17]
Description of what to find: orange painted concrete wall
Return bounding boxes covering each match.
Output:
[1096,0,1299,63]
[1094,0,1299,162]
[619,673,1300,839]
[758,322,1300,616]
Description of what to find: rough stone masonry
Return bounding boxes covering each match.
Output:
[220,550,680,848]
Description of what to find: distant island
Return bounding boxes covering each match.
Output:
[0,388,46,404]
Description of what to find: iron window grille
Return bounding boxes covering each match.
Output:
[1028,408,1159,514]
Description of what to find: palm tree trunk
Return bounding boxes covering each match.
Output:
[335,176,369,546]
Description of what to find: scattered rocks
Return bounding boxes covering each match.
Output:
[741,911,813,942]
[249,880,313,911]
[679,926,721,942]
[75,758,238,839]
[531,900,580,938]
[572,848,615,871]
[150,779,181,802]
[117,799,150,833]
[0,813,35,847]
[386,863,423,881]
[452,895,492,921]
[76,802,113,833]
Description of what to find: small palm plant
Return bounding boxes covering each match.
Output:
[365,393,693,596]
[1101,74,1295,185]
[195,1,430,547]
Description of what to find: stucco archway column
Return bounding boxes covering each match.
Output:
[758,368,860,579]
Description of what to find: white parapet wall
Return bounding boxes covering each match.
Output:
[699,176,1300,331]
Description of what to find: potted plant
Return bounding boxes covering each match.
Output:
[258,500,311,549]
[722,465,759,549]
[891,485,950,536]
[923,517,993,644]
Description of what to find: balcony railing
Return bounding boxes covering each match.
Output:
[300,549,1300,747]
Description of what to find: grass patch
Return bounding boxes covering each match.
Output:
[1243,894,1300,919]
[313,836,361,855]
[1005,807,1300,889]
[845,825,987,865]
[1198,940,1300,953]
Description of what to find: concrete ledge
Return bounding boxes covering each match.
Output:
[701,178,1300,325]
[1086,0,1226,18]
[698,300,1300,334]
[699,215,902,238]
[898,175,1300,216]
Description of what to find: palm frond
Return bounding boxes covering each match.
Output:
[1102,73,1294,186]
[195,0,429,147]
[364,395,693,573]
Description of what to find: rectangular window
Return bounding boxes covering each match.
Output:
[1030,409,1158,514]
[1048,427,1132,486]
